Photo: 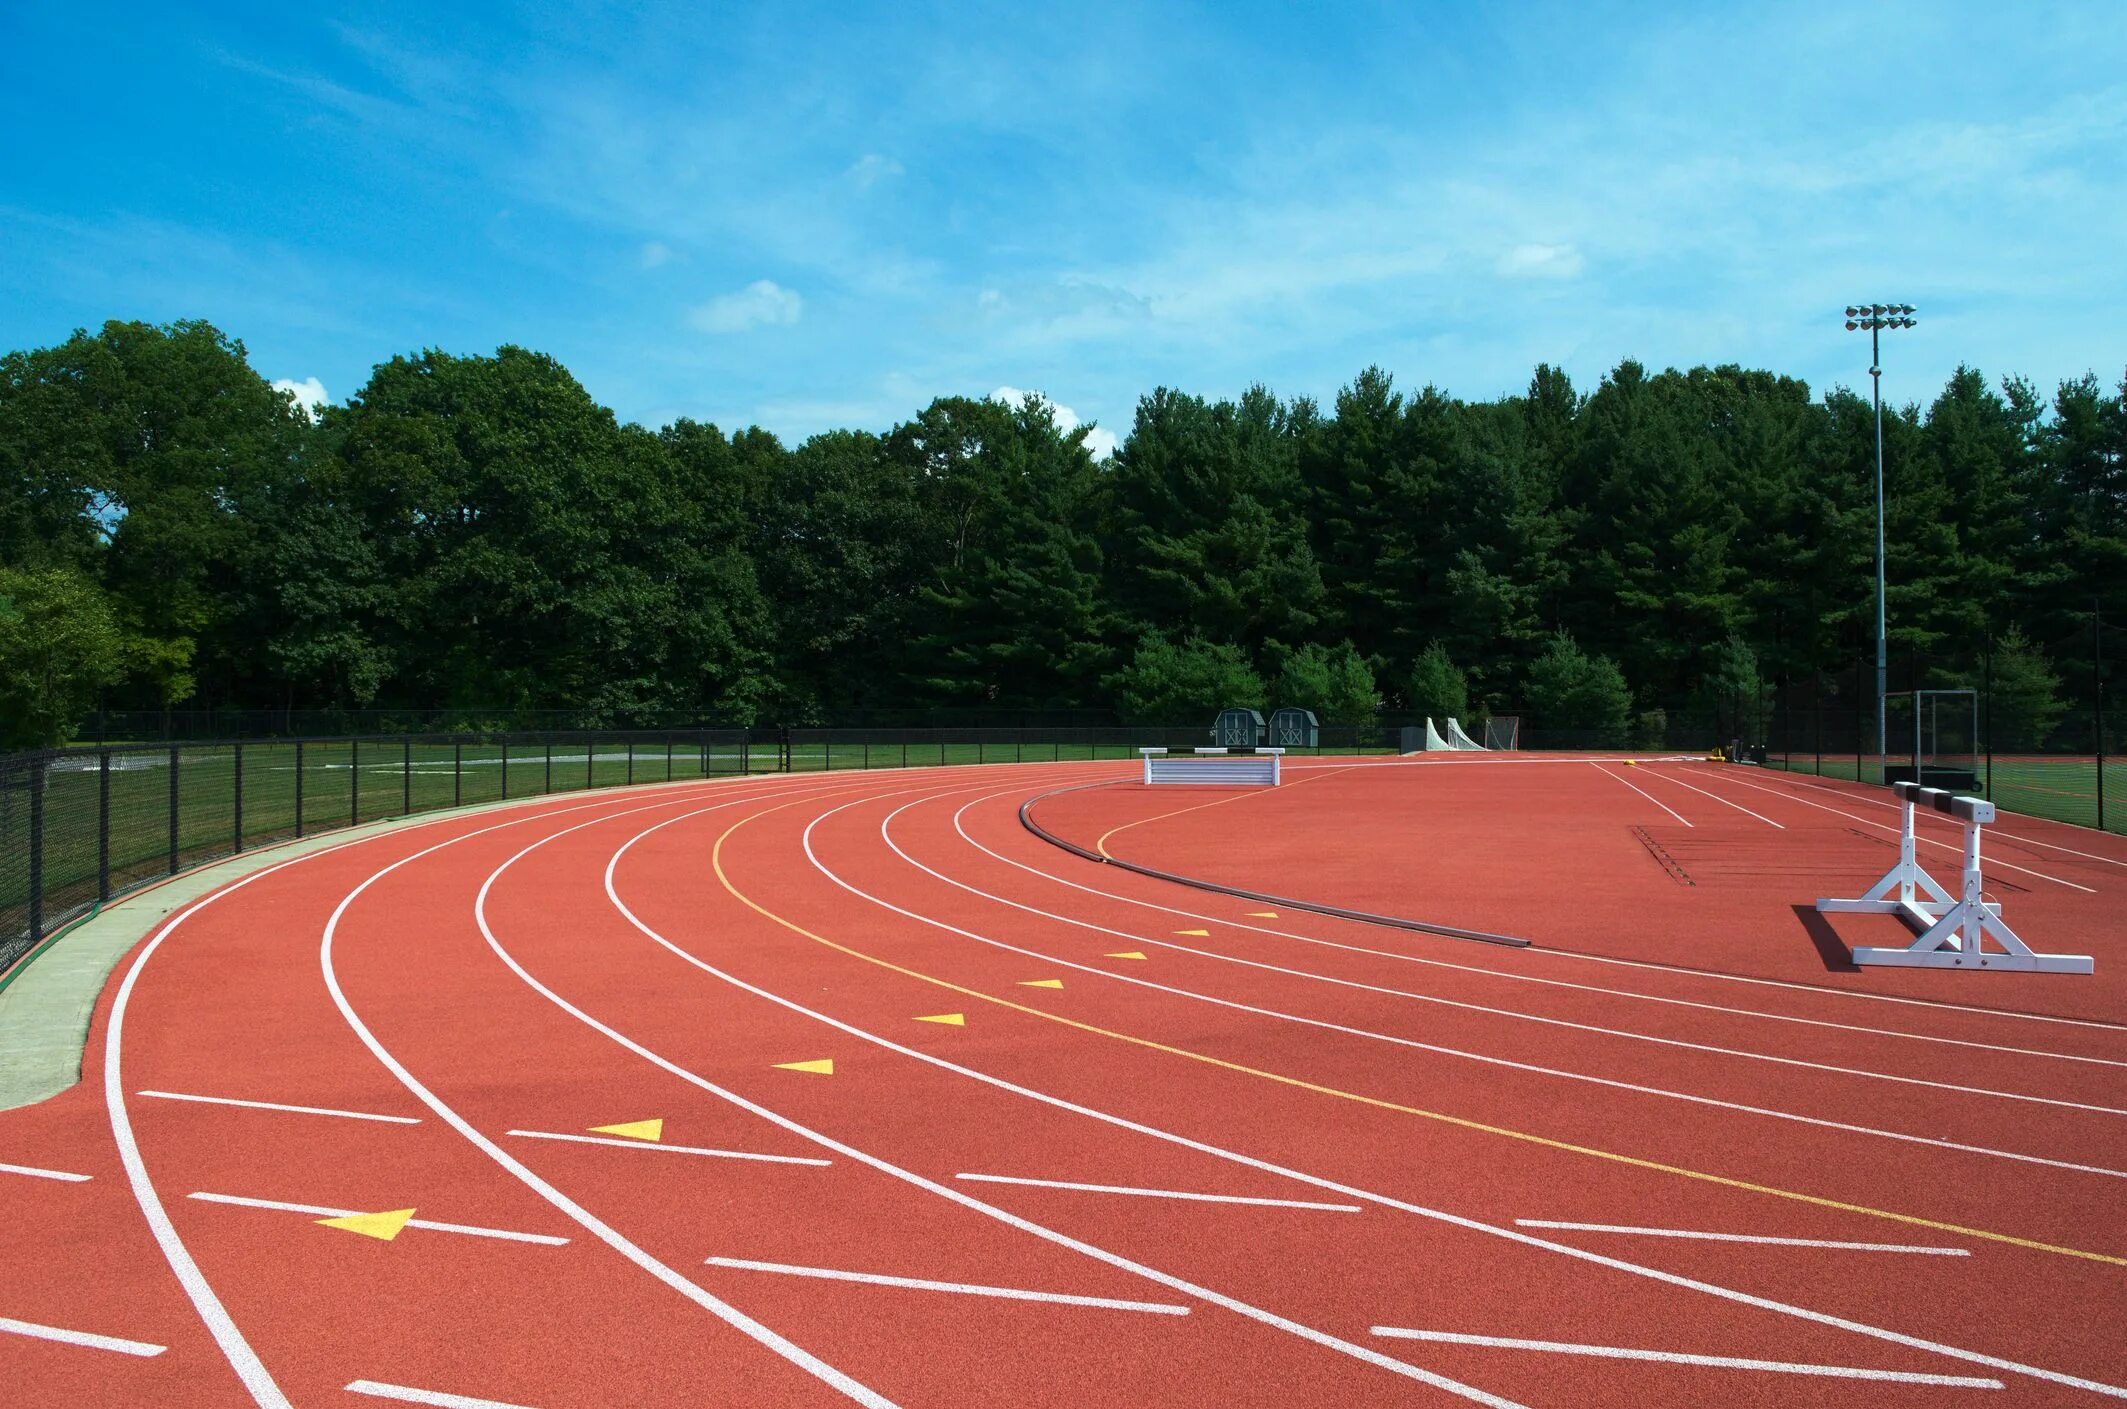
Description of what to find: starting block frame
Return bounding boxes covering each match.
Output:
[1817,782,2092,973]
[1140,747,1283,786]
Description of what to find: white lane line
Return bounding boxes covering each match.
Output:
[859,799,2127,1173]
[1593,762,1692,826]
[1639,766,1786,828]
[1367,1328,2003,1387]
[1514,1221,1969,1255]
[705,1256,1191,1314]
[0,1315,166,1357]
[955,1172,1361,1211]
[924,794,2127,1115]
[347,1381,540,1408]
[187,1191,570,1246]
[0,1160,93,1182]
[955,794,2127,1064]
[136,1090,421,1124]
[1696,768,2099,895]
[322,790,906,1409]
[1756,771,2127,871]
[505,1129,831,1165]
[585,809,1526,1408]
[681,790,2127,1401]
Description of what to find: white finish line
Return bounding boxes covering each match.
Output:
[0,1159,93,1182]
[187,1191,569,1245]
[1514,1221,1969,1255]
[956,1172,1360,1211]
[705,1256,1191,1314]
[0,1314,166,1357]
[138,1090,421,1124]
[1367,1328,2002,1387]
[347,1381,540,1408]
[505,1129,830,1165]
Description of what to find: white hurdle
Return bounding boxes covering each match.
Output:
[1140,747,1283,786]
[1816,781,2093,974]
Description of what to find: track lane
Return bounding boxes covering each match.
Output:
[604,787,2127,1404]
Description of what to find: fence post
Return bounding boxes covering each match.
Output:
[2098,601,2108,831]
[402,737,412,816]
[501,738,510,800]
[666,735,673,782]
[454,739,463,808]
[545,737,553,793]
[350,737,359,826]
[28,756,44,943]
[587,734,596,790]
[98,750,111,901]
[1983,636,1994,798]
[169,744,180,875]
[627,738,635,786]
[233,741,245,853]
[295,739,306,836]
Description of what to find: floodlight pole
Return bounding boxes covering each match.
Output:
[1845,303,1916,781]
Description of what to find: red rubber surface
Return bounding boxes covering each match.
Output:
[2,758,2124,1408]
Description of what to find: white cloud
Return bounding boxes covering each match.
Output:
[1496,242,1585,280]
[638,240,674,268]
[990,385,1118,459]
[688,279,803,333]
[847,153,904,188]
[272,376,329,417]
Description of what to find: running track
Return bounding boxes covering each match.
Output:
[2,757,2124,1407]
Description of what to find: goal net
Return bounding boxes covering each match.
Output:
[1444,717,1486,750]
[1482,716,1520,750]
[1885,689,1979,791]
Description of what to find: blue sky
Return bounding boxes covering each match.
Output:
[2,1,2122,451]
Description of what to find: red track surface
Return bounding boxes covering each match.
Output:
[3,758,2125,1408]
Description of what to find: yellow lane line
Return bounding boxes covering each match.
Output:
[709,801,2125,1268]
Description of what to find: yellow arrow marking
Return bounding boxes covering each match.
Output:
[915,1013,966,1026]
[773,1059,836,1075]
[1104,951,1147,961]
[1174,929,1211,937]
[1247,911,1279,918]
[589,1119,663,1142]
[317,1208,415,1242]
[1017,979,1065,989]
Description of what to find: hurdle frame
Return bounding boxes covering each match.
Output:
[1140,747,1283,786]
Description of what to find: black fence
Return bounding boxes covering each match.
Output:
[0,723,1405,974]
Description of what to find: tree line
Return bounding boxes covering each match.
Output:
[1,319,2121,749]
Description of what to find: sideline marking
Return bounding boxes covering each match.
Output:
[1688,767,2098,894]
[187,1191,570,1246]
[957,1172,1361,1211]
[1018,978,1065,989]
[774,1058,836,1075]
[1764,769,2127,871]
[506,1129,831,1165]
[1638,767,1785,828]
[706,1256,1189,1313]
[1368,1328,2002,1387]
[588,1118,662,1141]
[1514,1221,1968,1255]
[1592,762,1693,826]
[0,1315,165,1357]
[347,1381,541,1409]
[0,1159,92,1182]
[914,1012,966,1026]
[136,1090,421,1124]
[793,797,2127,1265]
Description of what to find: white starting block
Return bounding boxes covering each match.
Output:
[1816,782,2092,973]
[1140,747,1283,786]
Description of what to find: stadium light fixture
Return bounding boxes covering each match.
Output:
[1843,299,1919,777]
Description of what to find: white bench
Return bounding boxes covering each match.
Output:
[1817,781,2092,973]
[1141,747,1283,786]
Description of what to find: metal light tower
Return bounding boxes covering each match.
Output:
[1844,301,1917,779]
